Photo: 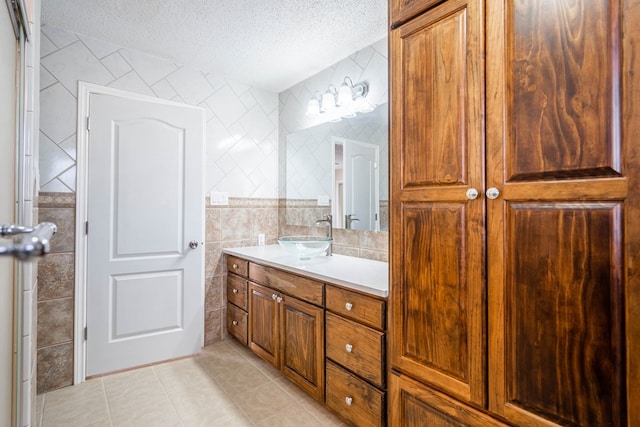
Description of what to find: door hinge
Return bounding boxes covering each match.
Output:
[84,326,88,340]
[86,116,91,131]
[85,221,89,235]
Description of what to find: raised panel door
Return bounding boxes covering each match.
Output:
[280,295,325,402]
[248,282,279,368]
[390,0,486,406]
[486,0,629,425]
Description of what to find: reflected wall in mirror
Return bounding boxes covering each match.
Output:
[280,37,388,232]
[285,104,388,231]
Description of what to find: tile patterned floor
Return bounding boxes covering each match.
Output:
[36,339,346,427]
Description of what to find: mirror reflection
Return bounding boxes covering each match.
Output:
[285,104,388,231]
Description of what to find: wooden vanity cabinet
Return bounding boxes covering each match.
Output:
[248,271,325,402]
[226,256,249,345]
[389,0,640,426]
[325,284,386,426]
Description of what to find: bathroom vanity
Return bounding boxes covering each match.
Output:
[224,246,388,427]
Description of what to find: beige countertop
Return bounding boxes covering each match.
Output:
[223,245,389,298]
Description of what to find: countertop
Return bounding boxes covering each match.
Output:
[223,245,389,298]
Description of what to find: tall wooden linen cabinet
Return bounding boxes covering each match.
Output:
[388,0,640,426]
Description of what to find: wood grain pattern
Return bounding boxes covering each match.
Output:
[226,303,247,345]
[226,255,248,278]
[326,361,385,427]
[509,0,620,180]
[249,263,324,306]
[325,285,386,330]
[506,203,624,426]
[623,1,640,425]
[248,282,279,368]
[326,313,385,388]
[401,7,466,188]
[281,295,325,402]
[390,0,486,409]
[390,0,446,28]
[226,273,248,310]
[388,372,509,427]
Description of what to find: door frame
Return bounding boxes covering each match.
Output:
[74,82,205,383]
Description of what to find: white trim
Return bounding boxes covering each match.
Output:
[74,82,207,383]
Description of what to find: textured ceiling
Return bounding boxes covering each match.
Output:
[41,0,388,92]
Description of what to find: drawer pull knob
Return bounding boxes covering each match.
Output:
[345,396,353,406]
[345,343,353,353]
[232,320,238,326]
[232,288,238,294]
[272,294,277,300]
[345,302,353,311]
[276,296,283,303]
[232,263,238,269]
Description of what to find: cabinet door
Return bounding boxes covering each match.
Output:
[486,1,628,425]
[248,282,279,368]
[280,295,325,402]
[390,0,486,407]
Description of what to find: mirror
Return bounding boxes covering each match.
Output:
[285,104,388,231]
[281,37,388,232]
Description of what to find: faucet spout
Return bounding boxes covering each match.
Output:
[315,214,333,256]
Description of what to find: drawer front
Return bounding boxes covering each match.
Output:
[227,303,248,345]
[326,285,386,330]
[227,255,249,278]
[326,313,385,388]
[326,360,385,427]
[227,273,248,310]
[249,263,323,306]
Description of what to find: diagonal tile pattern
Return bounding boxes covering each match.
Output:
[39,24,279,198]
[37,339,346,427]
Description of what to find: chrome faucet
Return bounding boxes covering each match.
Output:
[345,214,359,230]
[315,214,333,256]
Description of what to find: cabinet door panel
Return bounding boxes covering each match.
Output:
[390,0,485,407]
[248,282,279,367]
[486,1,629,425]
[508,0,621,181]
[281,295,324,402]
[501,203,625,426]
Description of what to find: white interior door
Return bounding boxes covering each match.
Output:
[343,138,380,231]
[86,91,205,376]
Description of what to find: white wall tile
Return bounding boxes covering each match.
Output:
[40,25,280,199]
[101,52,132,79]
[41,41,113,96]
[78,34,121,59]
[119,49,179,86]
[39,65,56,90]
[40,83,77,143]
[41,25,78,48]
[165,66,214,105]
[108,71,155,97]
[205,85,248,128]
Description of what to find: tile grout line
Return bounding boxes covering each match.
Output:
[99,378,114,427]
[151,362,187,427]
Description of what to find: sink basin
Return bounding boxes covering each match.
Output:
[278,236,332,259]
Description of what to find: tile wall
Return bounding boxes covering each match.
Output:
[36,25,390,394]
[278,37,389,261]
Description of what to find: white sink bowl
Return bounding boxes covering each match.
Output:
[278,236,332,259]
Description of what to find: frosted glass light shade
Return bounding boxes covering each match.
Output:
[337,83,353,106]
[321,91,336,112]
[306,98,320,116]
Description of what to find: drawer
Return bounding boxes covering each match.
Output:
[326,360,385,427]
[326,285,385,330]
[227,303,248,345]
[249,263,323,306]
[326,313,385,388]
[227,255,249,278]
[227,273,248,310]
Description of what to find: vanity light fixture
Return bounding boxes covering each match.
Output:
[305,76,373,121]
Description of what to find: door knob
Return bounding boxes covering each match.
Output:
[486,187,500,200]
[466,188,479,200]
[189,240,199,249]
